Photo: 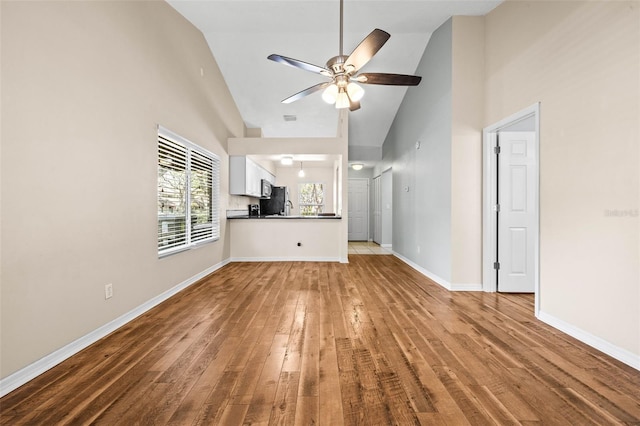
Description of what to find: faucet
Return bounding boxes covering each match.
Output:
[285,200,293,216]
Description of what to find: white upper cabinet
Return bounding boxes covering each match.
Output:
[229,156,275,197]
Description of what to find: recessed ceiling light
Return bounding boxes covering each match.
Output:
[281,155,293,165]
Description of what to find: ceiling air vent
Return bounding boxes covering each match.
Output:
[283,115,297,122]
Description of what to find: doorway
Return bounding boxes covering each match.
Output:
[373,169,392,248]
[348,178,369,241]
[483,104,540,312]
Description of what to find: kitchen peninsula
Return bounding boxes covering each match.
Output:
[227,213,343,262]
[226,126,349,263]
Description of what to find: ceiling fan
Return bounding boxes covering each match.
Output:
[267,0,422,111]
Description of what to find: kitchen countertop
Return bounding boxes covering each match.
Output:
[228,214,341,220]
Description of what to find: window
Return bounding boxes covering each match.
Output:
[157,126,220,256]
[298,183,324,216]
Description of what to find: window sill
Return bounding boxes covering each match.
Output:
[158,237,219,258]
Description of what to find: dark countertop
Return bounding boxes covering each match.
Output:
[227,214,341,220]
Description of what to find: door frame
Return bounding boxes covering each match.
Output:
[347,178,370,241]
[373,174,382,244]
[380,168,393,249]
[482,103,540,315]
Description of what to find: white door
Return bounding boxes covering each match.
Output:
[380,169,393,248]
[348,179,369,241]
[497,131,536,292]
[373,176,381,244]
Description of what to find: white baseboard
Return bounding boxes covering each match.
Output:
[393,252,481,292]
[381,243,392,249]
[229,256,341,262]
[394,252,451,289]
[537,310,640,371]
[0,259,231,398]
[450,282,483,291]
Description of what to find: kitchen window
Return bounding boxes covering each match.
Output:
[157,126,219,257]
[298,182,324,216]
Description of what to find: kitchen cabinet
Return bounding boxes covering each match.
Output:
[229,156,275,197]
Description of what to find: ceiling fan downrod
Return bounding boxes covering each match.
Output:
[339,0,344,57]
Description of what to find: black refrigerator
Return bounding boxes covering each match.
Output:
[260,186,288,215]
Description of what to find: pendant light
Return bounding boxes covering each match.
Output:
[298,161,305,177]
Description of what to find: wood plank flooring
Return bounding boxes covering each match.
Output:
[1,255,639,425]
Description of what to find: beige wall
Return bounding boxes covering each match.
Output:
[485,1,639,356]
[230,219,343,260]
[1,1,244,378]
[451,16,485,286]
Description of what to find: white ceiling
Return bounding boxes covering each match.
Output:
[167,0,501,160]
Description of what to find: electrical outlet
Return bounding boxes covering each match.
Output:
[105,283,113,300]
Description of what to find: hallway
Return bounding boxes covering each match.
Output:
[347,241,392,255]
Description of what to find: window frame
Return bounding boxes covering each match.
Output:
[157,126,220,258]
[298,182,325,216]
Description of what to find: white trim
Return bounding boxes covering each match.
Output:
[482,103,541,315]
[380,244,392,249]
[538,311,640,371]
[450,283,483,292]
[393,252,451,290]
[229,257,341,263]
[393,252,480,291]
[157,126,221,256]
[348,178,370,242]
[0,259,231,398]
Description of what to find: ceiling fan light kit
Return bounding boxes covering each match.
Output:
[322,84,339,104]
[268,0,421,111]
[335,91,351,109]
[347,83,364,102]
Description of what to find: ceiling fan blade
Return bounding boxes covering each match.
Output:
[355,73,422,86]
[344,29,390,73]
[268,54,332,76]
[282,82,332,104]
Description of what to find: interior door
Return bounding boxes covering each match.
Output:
[498,131,536,293]
[348,179,369,241]
[373,176,381,244]
[380,169,393,248]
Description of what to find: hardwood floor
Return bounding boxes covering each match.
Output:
[2,256,639,425]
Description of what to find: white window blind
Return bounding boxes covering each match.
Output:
[158,126,219,256]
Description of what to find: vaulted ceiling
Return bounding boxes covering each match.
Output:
[167,0,501,161]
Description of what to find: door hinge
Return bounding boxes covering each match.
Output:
[494,146,501,154]
[494,204,500,212]
[493,262,500,270]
